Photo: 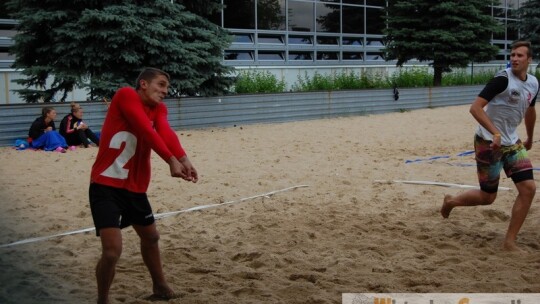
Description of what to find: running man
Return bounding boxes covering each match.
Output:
[441,41,539,252]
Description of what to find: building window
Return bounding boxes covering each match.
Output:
[342,37,363,46]
[507,20,519,41]
[343,52,363,60]
[289,35,313,45]
[258,34,284,44]
[289,0,315,32]
[224,0,255,29]
[316,2,340,33]
[317,52,339,60]
[342,5,364,34]
[366,6,385,35]
[289,51,313,61]
[366,0,386,7]
[366,52,384,61]
[366,38,384,47]
[224,50,254,61]
[317,36,339,45]
[232,33,254,44]
[258,51,285,61]
[258,0,286,30]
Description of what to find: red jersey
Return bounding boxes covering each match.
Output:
[90,87,186,193]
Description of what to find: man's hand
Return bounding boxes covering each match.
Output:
[490,134,502,149]
[167,157,188,180]
[179,156,198,183]
[524,138,533,150]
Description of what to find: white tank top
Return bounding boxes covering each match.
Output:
[476,68,539,145]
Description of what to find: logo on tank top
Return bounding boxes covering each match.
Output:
[508,89,520,104]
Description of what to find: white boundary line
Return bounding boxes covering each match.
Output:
[0,185,309,249]
[374,180,513,191]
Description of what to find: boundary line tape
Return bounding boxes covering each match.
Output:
[0,185,309,249]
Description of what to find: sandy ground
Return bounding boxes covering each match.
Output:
[0,105,539,304]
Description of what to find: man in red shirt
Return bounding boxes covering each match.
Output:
[89,67,198,303]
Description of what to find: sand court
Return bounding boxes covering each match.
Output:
[0,104,539,304]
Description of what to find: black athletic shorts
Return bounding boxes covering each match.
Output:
[89,183,155,236]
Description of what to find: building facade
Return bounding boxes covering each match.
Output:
[215,0,527,67]
[0,0,532,103]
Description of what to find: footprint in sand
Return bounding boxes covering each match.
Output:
[480,209,510,221]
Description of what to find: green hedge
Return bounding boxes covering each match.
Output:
[232,66,522,94]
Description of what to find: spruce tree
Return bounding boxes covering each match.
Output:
[384,0,502,86]
[514,0,540,62]
[6,0,232,102]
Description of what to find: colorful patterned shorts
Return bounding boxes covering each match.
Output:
[474,135,533,193]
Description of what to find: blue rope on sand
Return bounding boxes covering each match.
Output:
[406,150,540,170]
[405,155,450,164]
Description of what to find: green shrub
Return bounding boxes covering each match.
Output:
[390,67,433,88]
[232,65,524,94]
[234,70,286,94]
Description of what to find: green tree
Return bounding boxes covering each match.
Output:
[384,0,502,86]
[513,0,540,62]
[0,0,10,19]
[6,0,233,103]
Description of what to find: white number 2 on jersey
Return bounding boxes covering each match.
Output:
[101,131,137,179]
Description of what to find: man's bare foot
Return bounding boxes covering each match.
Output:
[441,195,454,218]
[502,240,527,253]
[150,284,178,300]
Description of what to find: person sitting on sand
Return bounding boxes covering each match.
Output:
[28,106,68,152]
[441,41,539,252]
[59,102,100,148]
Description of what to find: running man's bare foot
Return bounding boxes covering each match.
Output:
[502,240,527,253]
[441,195,454,218]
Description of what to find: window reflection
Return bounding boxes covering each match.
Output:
[258,0,286,30]
[342,5,364,34]
[317,52,339,60]
[366,38,384,47]
[317,36,339,45]
[316,2,340,33]
[289,35,313,45]
[224,0,255,29]
[342,37,363,46]
[258,51,285,61]
[506,0,519,9]
[506,20,518,41]
[366,7,385,35]
[289,51,313,61]
[366,52,384,61]
[289,1,314,32]
[225,50,254,61]
[232,34,254,44]
[366,0,385,6]
[258,34,284,44]
[343,52,363,60]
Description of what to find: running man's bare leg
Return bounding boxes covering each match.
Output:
[96,228,123,304]
[503,179,535,252]
[133,223,175,297]
[441,190,497,218]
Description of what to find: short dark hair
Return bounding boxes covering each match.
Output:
[135,67,170,89]
[511,41,533,58]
